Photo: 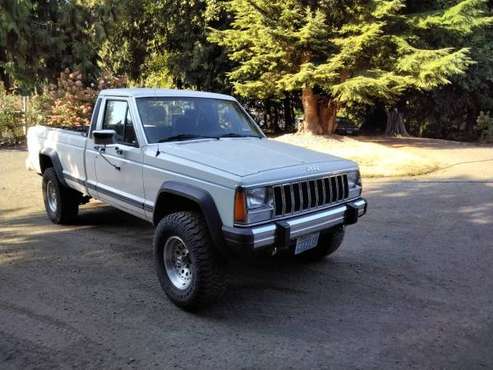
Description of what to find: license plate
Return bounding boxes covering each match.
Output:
[346,129,353,134]
[295,232,320,255]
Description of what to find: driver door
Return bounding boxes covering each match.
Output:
[94,99,146,218]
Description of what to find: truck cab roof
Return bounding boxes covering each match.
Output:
[99,88,236,101]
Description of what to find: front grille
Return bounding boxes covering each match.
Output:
[272,174,349,217]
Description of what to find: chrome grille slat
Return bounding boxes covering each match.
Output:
[290,184,296,213]
[301,182,308,210]
[283,185,292,214]
[335,176,340,201]
[343,174,349,198]
[316,179,324,207]
[313,180,319,207]
[321,178,326,205]
[330,177,336,202]
[338,177,342,200]
[280,184,286,215]
[306,181,312,209]
[324,177,332,203]
[272,173,351,218]
[298,183,303,212]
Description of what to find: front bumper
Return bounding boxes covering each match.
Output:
[222,198,367,251]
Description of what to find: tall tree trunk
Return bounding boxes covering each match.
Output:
[301,88,338,135]
[263,101,268,129]
[273,104,281,133]
[283,96,295,132]
[264,100,272,130]
[385,108,409,136]
[465,95,480,139]
[301,88,323,134]
[319,98,338,135]
[0,57,11,90]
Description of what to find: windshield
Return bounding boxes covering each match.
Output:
[135,97,263,143]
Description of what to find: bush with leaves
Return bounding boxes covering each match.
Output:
[0,84,23,144]
[27,92,54,126]
[41,68,127,127]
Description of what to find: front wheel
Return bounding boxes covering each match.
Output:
[296,225,345,262]
[153,211,226,310]
[42,168,81,224]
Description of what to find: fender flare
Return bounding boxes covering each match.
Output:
[39,148,68,187]
[154,181,226,252]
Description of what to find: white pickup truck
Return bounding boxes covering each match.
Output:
[26,88,367,309]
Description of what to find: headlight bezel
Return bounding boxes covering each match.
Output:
[245,187,274,210]
[347,170,362,197]
[234,186,274,224]
[347,170,361,188]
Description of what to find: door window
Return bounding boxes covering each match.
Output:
[102,100,138,146]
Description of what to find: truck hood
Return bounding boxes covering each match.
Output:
[159,138,354,177]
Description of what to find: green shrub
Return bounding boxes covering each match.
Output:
[0,85,24,144]
[41,68,127,127]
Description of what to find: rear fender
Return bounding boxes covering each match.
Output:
[39,148,68,187]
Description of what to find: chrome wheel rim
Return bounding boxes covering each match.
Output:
[46,181,57,213]
[163,236,193,290]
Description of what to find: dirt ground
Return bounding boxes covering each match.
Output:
[1,141,493,369]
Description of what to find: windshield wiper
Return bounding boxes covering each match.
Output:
[217,133,261,138]
[158,134,217,143]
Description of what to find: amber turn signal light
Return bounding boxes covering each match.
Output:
[234,189,247,223]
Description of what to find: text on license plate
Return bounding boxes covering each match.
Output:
[295,232,320,255]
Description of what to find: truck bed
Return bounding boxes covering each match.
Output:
[26,125,88,194]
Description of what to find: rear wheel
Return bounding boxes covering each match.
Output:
[296,225,345,262]
[154,211,226,310]
[42,168,81,224]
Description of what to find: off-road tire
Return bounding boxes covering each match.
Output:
[154,211,226,310]
[296,225,345,262]
[42,168,81,224]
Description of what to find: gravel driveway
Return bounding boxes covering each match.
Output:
[1,147,492,369]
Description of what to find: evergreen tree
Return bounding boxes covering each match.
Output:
[210,0,492,135]
[401,0,493,139]
[100,0,231,91]
[0,0,115,92]
[0,0,38,91]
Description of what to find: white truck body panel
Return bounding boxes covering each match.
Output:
[26,126,88,194]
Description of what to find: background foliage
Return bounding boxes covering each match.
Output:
[0,0,492,140]
[0,83,23,143]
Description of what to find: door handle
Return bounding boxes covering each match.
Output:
[114,146,125,155]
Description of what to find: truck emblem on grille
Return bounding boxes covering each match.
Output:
[306,165,320,173]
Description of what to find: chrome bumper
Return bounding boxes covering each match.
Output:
[222,198,367,250]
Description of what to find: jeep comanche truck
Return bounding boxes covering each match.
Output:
[26,88,367,309]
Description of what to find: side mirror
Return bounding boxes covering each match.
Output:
[93,129,116,146]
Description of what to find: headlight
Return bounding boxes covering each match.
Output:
[246,187,273,209]
[234,187,274,224]
[347,170,362,198]
[347,170,361,188]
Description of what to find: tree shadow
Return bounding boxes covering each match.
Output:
[0,145,27,152]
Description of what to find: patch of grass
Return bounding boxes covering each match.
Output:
[274,133,442,178]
